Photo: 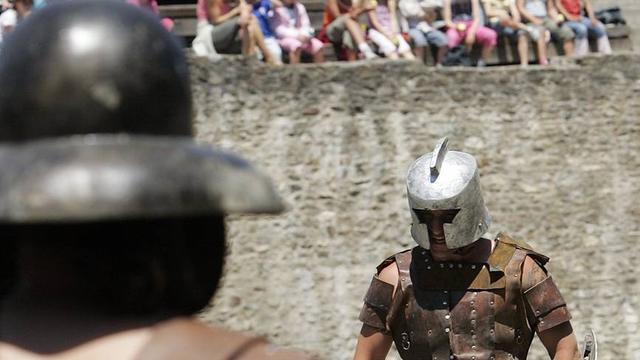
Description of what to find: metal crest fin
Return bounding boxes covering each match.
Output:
[429,137,449,181]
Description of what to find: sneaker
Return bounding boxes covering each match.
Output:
[363,51,379,60]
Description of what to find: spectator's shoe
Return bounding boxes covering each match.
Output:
[476,59,487,67]
[363,51,379,60]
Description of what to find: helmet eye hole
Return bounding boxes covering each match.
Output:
[413,209,460,225]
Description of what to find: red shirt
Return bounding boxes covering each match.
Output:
[560,0,583,17]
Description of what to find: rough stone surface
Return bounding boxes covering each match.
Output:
[191,54,640,360]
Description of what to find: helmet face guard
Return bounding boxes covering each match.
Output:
[407,138,490,249]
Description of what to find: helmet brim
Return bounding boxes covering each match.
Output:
[0,135,285,223]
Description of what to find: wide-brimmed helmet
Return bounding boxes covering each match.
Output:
[0,0,283,223]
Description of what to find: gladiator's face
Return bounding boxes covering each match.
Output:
[413,209,460,245]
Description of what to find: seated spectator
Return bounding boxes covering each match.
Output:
[321,0,378,61]
[198,0,279,64]
[272,0,324,63]
[0,0,31,43]
[398,0,448,66]
[517,0,574,56]
[443,0,497,67]
[127,0,174,31]
[555,0,611,56]
[483,0,548,65]
[252,0,284,64]
[367,0,415,59]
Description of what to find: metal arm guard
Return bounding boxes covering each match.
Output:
[524,276,571,332]
[358,276,394,332]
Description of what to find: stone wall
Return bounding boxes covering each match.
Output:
[191,54,640,360]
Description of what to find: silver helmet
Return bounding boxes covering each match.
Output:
[407,137,490,249]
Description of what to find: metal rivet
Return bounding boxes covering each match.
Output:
[472,309,476,314]
[490,329,495,333]
[470,301,475,305]
[535,310,540,314]
[470,329,475,334]
[401,278,405,281]
[472,345,477,350]
[422,250,427,255]
[490,301,495,305]
[472,334,476,339]
[443,301,448,305]
[450,356,454,360]
[444,327,450,333]
[472,356,476,360]
[471,265,476,269]
[449,264,454,269]
[427,265,431,270]
[445,314,450,319]
[440,264,445,268]
[514,273,519,277]
[458,264,463,268]
[471,320,476,325]
[428,329,432,335]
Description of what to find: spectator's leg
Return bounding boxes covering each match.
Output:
[280,37,303,63]
[396,35,415,59]
[408,28,428,63]
[247,16,278,64]
[475,25,497,64]
[545,18,574,56]
[535,26,548,65]
[566,20,588,57]
[516,32,528,66]
[445,23,463,49]
[582,17,611,54]
[342,16,377,59]
[369,29,398,59]
[305,38,325,63]
[264,37,283,64]
[426,30,448,66]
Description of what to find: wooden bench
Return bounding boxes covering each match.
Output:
[159,2,633,64]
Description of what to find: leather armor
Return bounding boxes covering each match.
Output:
[359,233,571,360]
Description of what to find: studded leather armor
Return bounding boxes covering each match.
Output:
[359,233,571,360]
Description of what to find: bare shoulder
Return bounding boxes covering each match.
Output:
[140,319,318,360]
[377,261,399,287]
[376,260,400,298]
[521,255,549,291]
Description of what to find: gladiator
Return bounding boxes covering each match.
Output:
[0,2,314,359]
[353,137,582,360]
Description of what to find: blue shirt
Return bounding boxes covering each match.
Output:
[252,0,275,38]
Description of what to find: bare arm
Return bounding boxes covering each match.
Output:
[368,7,394,39]
[553,0,577,21]
[388,0,400,34]
[353,263,398,360]
[327,0,342,18]
[442,0,453,27]
[209,0,241,24]
[510,1,522,23]
[538,322,580,360]
[522,257,580,360]
[516,0,542,24]
[469,0,481,33]
[583,0,597,23]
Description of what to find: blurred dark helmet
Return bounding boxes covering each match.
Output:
[0,0,192,142]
